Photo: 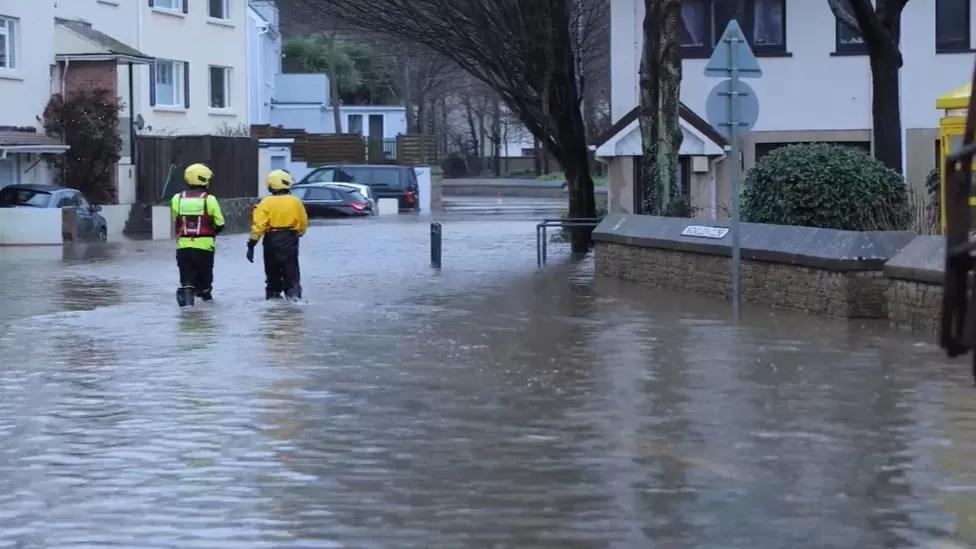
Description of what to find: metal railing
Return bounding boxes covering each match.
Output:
[536,218,602,267]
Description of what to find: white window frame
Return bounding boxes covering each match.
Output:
[0,15,18,73]
[209,0,230,20]
[153,59,185,109]
[209,66,231,110]
[153,0,181,11]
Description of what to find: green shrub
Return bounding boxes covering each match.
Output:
[741,143,911,231]
[537,171,566,181]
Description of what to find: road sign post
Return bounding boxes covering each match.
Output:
[704,20,761,321]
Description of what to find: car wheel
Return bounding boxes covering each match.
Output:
[98,227,107,241]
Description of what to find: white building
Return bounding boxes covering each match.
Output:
[0,0,249,200]
[270,75,407,140]
[247,0,281,125]
[599,0,976,218]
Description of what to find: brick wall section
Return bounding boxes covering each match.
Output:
[63,61,118,98]
[595,242,889,319]
[887,280,942,333]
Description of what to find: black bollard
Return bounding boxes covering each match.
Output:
[431,222,442,269]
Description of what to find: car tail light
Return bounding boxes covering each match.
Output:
[406,191,415,204]
[351,202,366,210]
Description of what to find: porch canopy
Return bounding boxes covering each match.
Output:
[0,129,69,157]
[594,104,728,158]
[54,18,153,64]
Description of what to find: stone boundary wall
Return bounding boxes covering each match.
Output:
[884,236,944,333]
[593,215,917,320]
[218,198,261,235]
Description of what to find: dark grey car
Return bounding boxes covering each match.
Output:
[0,184,108,241]
[299,165,420,212]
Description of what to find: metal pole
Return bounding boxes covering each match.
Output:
[430,222,442,269]
[728,34,742,320]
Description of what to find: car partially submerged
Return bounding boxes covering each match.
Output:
[0,184,107,241]
[291,183,373,218]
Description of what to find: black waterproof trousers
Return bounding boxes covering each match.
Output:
[176,248,215,300]
[263,230,302,299]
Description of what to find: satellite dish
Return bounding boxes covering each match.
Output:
[133,114,146,131]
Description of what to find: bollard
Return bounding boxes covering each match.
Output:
[430,222,442,269]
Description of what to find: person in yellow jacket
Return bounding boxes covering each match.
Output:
[247,170,308,300]
[171,163,225,307]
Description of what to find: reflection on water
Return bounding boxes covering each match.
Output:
[0,219,974,547]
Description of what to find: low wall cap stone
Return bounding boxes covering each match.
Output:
[883,235,945,284]
[593,214,917,272]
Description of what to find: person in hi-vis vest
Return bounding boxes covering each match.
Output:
[170,163,225,307]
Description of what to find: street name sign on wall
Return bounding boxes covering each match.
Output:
[681,226,730,239]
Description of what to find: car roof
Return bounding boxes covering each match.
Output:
[315,165,407,171]
[2,184,66,192]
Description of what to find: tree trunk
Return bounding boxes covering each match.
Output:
[533,138,542,175]
[326,33,343,134]
[492,99,502,177]
[464,98,479,158]
[402,61,416,134]
[639,0,684,215]
[869,43,903,174]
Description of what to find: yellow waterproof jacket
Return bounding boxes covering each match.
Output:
[250,194,309,242]
[170,192,225,251]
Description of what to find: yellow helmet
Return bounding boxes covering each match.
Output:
[184,163,213,187]
[267,169,294,192]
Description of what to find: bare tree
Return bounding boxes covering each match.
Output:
[640,0,684,215]
[295,0,597,251]
[828,0,909,174]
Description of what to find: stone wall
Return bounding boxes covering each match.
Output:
[596,242,889,318]
[883,235,944,334]
[219,198,261,234]
[886,279,942,333]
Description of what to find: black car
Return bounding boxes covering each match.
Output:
[298,165,420,212]
[0,184,108,241]
[292,184,372,217]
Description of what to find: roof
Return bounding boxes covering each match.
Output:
[938,83,971,110]
[0,130,69,154]
[55,18,152,63]
[594,104,729,150]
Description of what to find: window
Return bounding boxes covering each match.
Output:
[57,193,81,208]
[348,114,363,134]
[209,0,229,19]
[307,188,340,201]
[937,0,971,53]
[209,66,231,109]
[834,0,866,54]
[150,0,184,11]
[151,59,187,108]
[0,16,17,70]
[680,0,787,58]
[306,168,337,183]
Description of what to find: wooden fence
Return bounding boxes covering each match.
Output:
[251,125,440,167]
[136,135,259,203]
[396,135,438,166]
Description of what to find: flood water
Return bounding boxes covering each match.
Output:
[1,217,975,548]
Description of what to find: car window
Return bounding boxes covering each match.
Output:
[346,190,367,202]
[58,193,80,208]
[77,195,90,209]
[291,187,309,199]
[334,167,367,183]
[307,187,339,201]
[368,169,402,187]
[0,188,52,207]
[305,168,336,184]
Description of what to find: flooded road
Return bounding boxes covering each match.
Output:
[1,217,975,548]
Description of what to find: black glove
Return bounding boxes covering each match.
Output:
[246,240,257,263]
[215,225,225,235]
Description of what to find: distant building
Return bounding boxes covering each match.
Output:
[247,0,281,126]
[599,0,976,218]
